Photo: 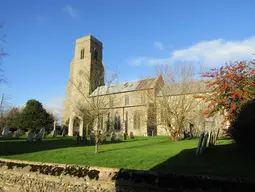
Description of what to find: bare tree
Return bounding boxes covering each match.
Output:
[146,63,207,140]
[70,67,118,153]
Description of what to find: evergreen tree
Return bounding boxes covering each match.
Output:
[20,99,54,133]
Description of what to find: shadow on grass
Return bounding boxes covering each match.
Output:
[114,142,255,191]
[0,136,155,156]
[151,142,255,179]
[0,137,78,156]
[0,136,136,156]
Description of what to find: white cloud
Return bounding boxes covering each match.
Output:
[130,36,255,66]
[43,97,65,122]
[154,41,164,50]
[129,57,148,66]
[63,4,78,18]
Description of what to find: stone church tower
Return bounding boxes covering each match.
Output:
[62,35,104,136]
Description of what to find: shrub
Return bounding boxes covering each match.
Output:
[230,99,255,149]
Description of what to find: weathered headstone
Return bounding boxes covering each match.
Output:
[40,128,45,134]
[82,134,87,144]
[123,133,127,140]
[27,131,35,142]
[14,131,20,139]
[196,132,204,155]
[110,132,116,143]
[202,132,209,148]
[130,131,134,139]
[76,134,81,144]
[34,132,43,142]
[209,134,214,147]
[2,127,9,139]
[7,131,13,139]
[207,132,211,147]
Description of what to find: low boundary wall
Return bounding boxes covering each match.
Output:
[0,158,254,191]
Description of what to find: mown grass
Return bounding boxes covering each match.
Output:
[0,136,254,179]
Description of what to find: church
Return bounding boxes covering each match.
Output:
[62,35,224,137]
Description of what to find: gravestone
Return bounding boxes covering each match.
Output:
[123,133,127,140]
[199,132,209,155]
[196,132,204,155]
[82,134,87,144]
[27,131,35,142]
[39,128,45,136]
[14,131,20,139]
[90,134,95,145]
[110,132,116,143]
[207,132,211,147]
[202,132,209,148]
[209,134,214,147]
[130,132,134,139]
[76,134,81,144]
[34,132,43,142]
[2,127,9,139]
[7,131,13,139]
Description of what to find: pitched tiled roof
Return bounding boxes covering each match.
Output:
[90,77,156,96]
[157,81,209,96]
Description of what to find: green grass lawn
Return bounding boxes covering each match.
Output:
[0,136,254,179]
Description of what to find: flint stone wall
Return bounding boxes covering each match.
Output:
[0,158,117,192]
[0,158,255,192]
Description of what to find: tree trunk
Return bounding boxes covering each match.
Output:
[95,137,99,153]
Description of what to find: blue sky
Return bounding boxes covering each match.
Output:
[1,0,255,120]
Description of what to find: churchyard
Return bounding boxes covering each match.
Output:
[0,133,255,180]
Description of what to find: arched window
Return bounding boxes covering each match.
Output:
[106,112,110,132]
[80,49,84,60]
[125,111,128,134]
[114,114,121,131]
[133,111,141,129]
[99,115,103,130]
